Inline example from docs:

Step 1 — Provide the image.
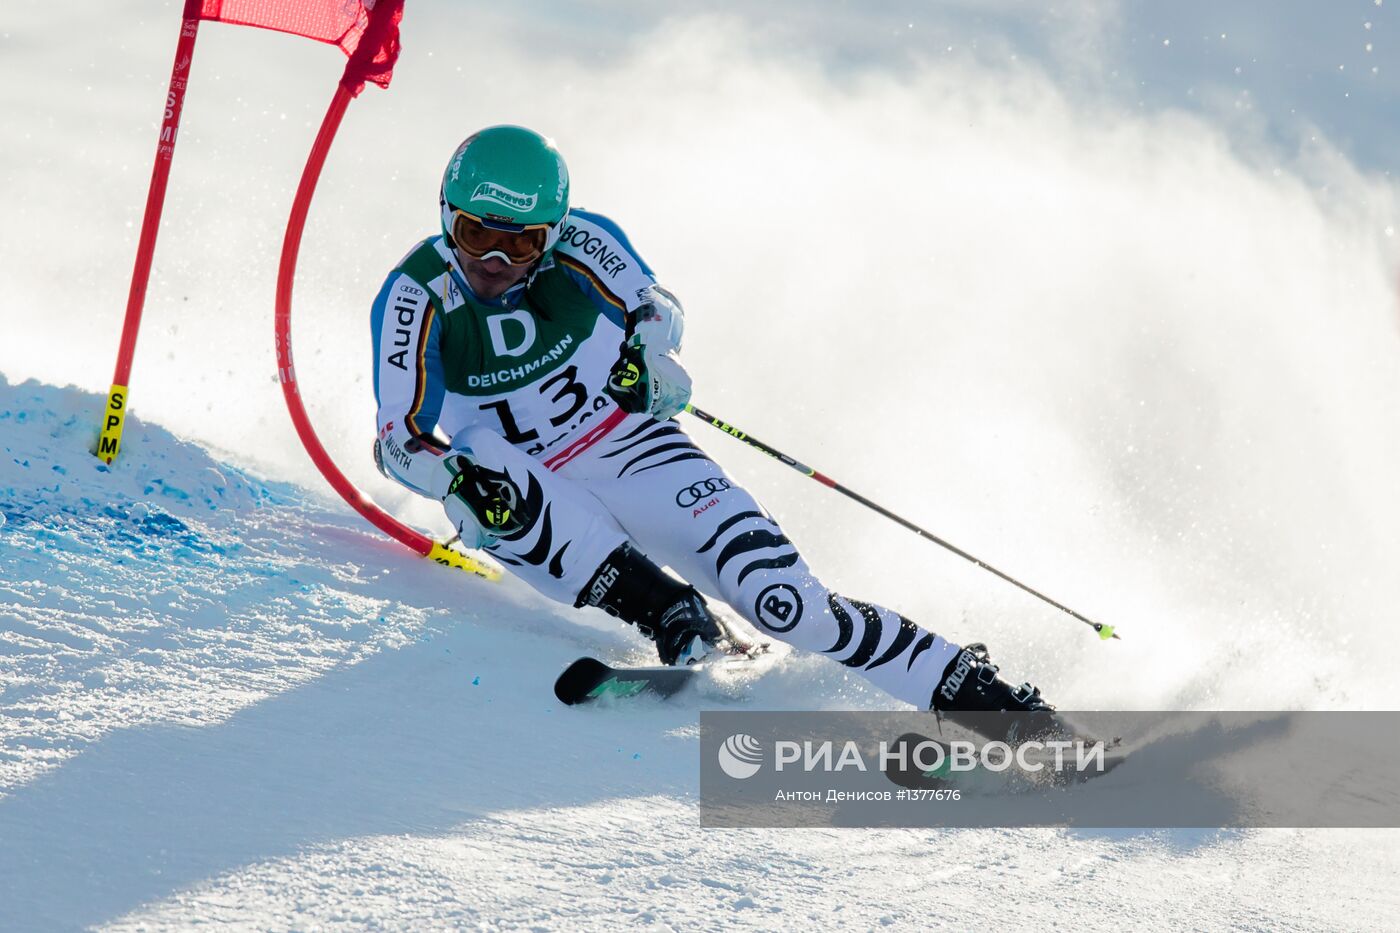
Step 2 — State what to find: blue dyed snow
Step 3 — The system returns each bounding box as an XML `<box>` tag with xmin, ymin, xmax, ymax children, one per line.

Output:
<box><xmin>0</xmin><ymin>379</ymin><xmax>325</xmax><ymax>572</ymax></box>
<box><xmin>149</xmin><ymin>478</ymin><xmax>191</xmax><ymax>501</ymax></box>
<box><xmin>24</xmin><ymin>503</ymin><xmax>225</xmax><ymax>561</ymax></box>
<box><xmin>471</xmin><ymin>676</ymin><xmax>480</xmax><ymax>686</ymax></box>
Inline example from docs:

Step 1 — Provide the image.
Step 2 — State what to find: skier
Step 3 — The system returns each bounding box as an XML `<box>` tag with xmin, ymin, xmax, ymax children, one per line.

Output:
<box><xmin>371</xmin><ymin>124</ymin><xmax>1056</xmax><ymax>722</ymax></box>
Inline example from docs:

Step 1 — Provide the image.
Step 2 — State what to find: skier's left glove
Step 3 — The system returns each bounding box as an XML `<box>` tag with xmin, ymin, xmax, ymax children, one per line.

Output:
<box><xmin>605</xmin><ymin>287</ymin><xmax>693</xmax><ymax>421</ymax></box>
<box><xmin>436</xmin><ymin>451</ymin><xmax>529</xmax><ymax>550</ymax></box>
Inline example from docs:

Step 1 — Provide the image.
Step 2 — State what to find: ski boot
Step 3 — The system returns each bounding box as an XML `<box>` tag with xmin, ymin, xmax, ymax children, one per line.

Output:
<box><xmin>577</xmin><ymin>543</ymin><xmax>754</xmax><ymax>665</ymax></box>
<box><xmin>930</xmin><ymin>642</ymin><xmax>1075</xmax><ymax>745</ymax></box>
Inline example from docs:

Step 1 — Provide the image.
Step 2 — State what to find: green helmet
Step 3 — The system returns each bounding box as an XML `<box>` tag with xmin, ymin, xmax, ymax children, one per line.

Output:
<box><xmin>439</xmin><ymin>125</ymin><xmax>570</xmax><ymax>256</ymax></box>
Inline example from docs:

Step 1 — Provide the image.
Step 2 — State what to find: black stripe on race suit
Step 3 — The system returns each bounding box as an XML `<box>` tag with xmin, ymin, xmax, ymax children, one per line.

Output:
<box><xmin>610</xmin><ymin>417</ymin><xmax>669</xmax><ymax>445</ymax></box>
<box><xmin>600</xmin><ymin>423</ymin><xmax>682</xmax><ymax>459</ymax></box>
<box><xmin>842</xmin><ymin>599</ymin><xmax>884</xmax><ymax>668</ymax></box>
<box><xmin>826</xmin><ymin>594</ymin><xmax>855</xmax><ymax>655</ymax></box>
<box><xmin>515</xmin><ymin>506</ymin><xmax>571</xmax><ymax>578</ymax></box>
<box><xmin>614</xmin><ymin>440</ymin><xmax>703</xmax><ymax>478</ymax></box>
<box><xmin>714</xmin><ymin>529</ymin><xmax>794</xmax><ymax>579</ymax></box>
<box><xmin>824</xmin><ymin>596</ymin><xmax>921</xmax><ymax>671</ymax></box>
<box><xmin>697</xmin><ymin>511</ymin><xmax>769</xmax><ymax>554</ymax></box>
<box><xmin>548</xmin><ymin>541</ymin><xmax>569</xmax><ymax>579</ymax></box>
<box><xmin>865</xmin><ymin>615</ymin><xmax>921</xmax><ymax>671</ymax></box>
<box><xmin>736</xmin><ymin>552</ymin><xmax>801</xmax><ymax>588</ymax></box>
<box><xmin>632</xmin><ymin>451</ymin><xmax>711</xmax><ymax>476</ymax></box>
<box><xmin>905</xmin><ymin>632</ymin><xmax>937</xmax><ymax>671</ymax></box>
<box><xmin>517</xmin><ymin>503</ymin><xmax>556</xmax><ymax>567</ymax></box>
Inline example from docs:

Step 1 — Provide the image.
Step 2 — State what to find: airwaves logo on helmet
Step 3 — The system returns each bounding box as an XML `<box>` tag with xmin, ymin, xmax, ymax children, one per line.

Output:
<box><xmin>471</xmin><ymin>182</ymin><xmax>537</xmax><ymax>212</ymax></box>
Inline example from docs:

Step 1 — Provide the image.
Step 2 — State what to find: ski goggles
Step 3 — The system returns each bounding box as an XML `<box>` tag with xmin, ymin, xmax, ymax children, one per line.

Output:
<box><xmin>449</xmin><ymin>209</ymin><xmax>551</xmax><ymax>266</ymax></box>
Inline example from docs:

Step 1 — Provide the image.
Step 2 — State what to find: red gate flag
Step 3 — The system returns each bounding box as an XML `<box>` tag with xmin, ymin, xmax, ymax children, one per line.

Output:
<box><xmin>93</xmin><ymin>0</ymin><xmax>472</xmax><ymax>582</ymax></box>
<box><xmin>97</xmin><ymin>0</ymin><xmax>404</xmax><ymax>465</ymax></box>
<box><xmin>198</xmin><ymin>0</ymin><xmax>403</xmax><ymax>94</ymax></box>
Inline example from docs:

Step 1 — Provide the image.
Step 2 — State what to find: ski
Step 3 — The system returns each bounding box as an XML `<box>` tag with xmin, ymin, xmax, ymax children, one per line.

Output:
<box><xmin>884</xmin><ymin>731</ymin><xmax>1130</xmax><ymax>792</ymax></box>
<box><xmin>553</xmin><ymin>649</ymin><xmax>773</xmax><ymax>706</ymax></box>
<box><xmin>553</xmin><ymin>657</ymin><xmax>700</xmax><ymax>705</ymax></box>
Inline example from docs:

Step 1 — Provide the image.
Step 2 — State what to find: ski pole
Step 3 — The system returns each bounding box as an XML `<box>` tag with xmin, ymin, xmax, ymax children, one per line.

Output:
<box><xmin>684</xmin><ymin>403</ymin><xmax>1119</xmax><ymax>641</ymax></box>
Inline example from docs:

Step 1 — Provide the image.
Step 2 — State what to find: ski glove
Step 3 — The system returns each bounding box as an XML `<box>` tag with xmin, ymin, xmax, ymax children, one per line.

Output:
<box><xmin>605</xmin><ymin>287</ymin><xmax>693</xmax><ymax>421</ymax></box>
<box><xmin>437</xmin><ymin>451</ymin><xmax>529</xmax><ymax>550</ymax></box>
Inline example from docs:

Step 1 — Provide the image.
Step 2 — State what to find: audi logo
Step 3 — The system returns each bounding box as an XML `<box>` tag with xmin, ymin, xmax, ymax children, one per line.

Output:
<box><xmin>675</xmin><ymin>478</ymin><xmax>732</xmax><ymax>507</ymax></box>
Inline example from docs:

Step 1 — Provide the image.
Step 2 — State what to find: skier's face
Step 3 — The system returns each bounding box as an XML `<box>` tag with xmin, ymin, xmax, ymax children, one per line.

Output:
<box><xmin>449</xmin><ymin>210</ymin><xmax>546</xmax><ymax>299</ymax></box>
<box><xmin>459</xmin><ymin>251</ymin><xmax>533</xmax><ymax>300</ymax></box>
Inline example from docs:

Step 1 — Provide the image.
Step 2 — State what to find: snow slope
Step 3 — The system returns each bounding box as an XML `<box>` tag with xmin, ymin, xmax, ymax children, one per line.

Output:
<box><xmin>5</xmin><ymin>0</ymin><xmax>1400</xmax><ymax>927</ymax></box>
<box><xmin>3</xmin><ymin>378</ymin><xmax>1399</xmax><ymax>930</ymax></box>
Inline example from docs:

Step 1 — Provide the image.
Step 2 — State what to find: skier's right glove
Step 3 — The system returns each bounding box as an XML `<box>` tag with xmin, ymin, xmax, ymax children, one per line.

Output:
<box><xmin>436</xmin><ymin>451</ymin><xmax>529</xmax><ymax>549</ymax></box>
<box><xmin>605</xmin><ymin>287</ymin><xmax>693</xmax><ymax>421</ymax></box>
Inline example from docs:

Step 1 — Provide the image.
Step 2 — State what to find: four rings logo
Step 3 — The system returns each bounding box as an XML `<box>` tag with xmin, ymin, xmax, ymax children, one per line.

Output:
<box><xmin>675</xmin><ymin>478</ymin><xmax>732</xmax><ymax>509</ymax></box>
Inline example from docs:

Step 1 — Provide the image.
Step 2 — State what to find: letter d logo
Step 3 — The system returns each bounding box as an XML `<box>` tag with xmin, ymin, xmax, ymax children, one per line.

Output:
<box><xmin>486</xmin><ymin>310</ymin><xmax>537</xmax><ymax>359</ymax></box>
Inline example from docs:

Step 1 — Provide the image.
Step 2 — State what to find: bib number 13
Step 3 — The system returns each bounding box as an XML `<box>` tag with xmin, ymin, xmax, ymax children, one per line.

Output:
<box><xmin>478</xmin><ymin>365</ymin><xmax>589</xmax><ymax>445</ymax></box>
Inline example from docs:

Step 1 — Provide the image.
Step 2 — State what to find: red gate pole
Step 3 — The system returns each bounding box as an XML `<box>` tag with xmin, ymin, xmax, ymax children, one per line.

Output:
<box><xmin>273</xmin><ymin>1</ymin><xmax>497</xmax><ymax>580</ymax></box>
<box><xmin>96</xmin><ymin>0</ymin><xmax>203</xmax><ymax>464</ymax></box>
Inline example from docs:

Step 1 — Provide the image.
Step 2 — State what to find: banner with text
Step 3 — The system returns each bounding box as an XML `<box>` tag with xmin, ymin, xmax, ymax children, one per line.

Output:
<box><xmin>699</xmin><ymin>711</ymin><xmax>1400</xmax><ymax>828</ymax></box>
